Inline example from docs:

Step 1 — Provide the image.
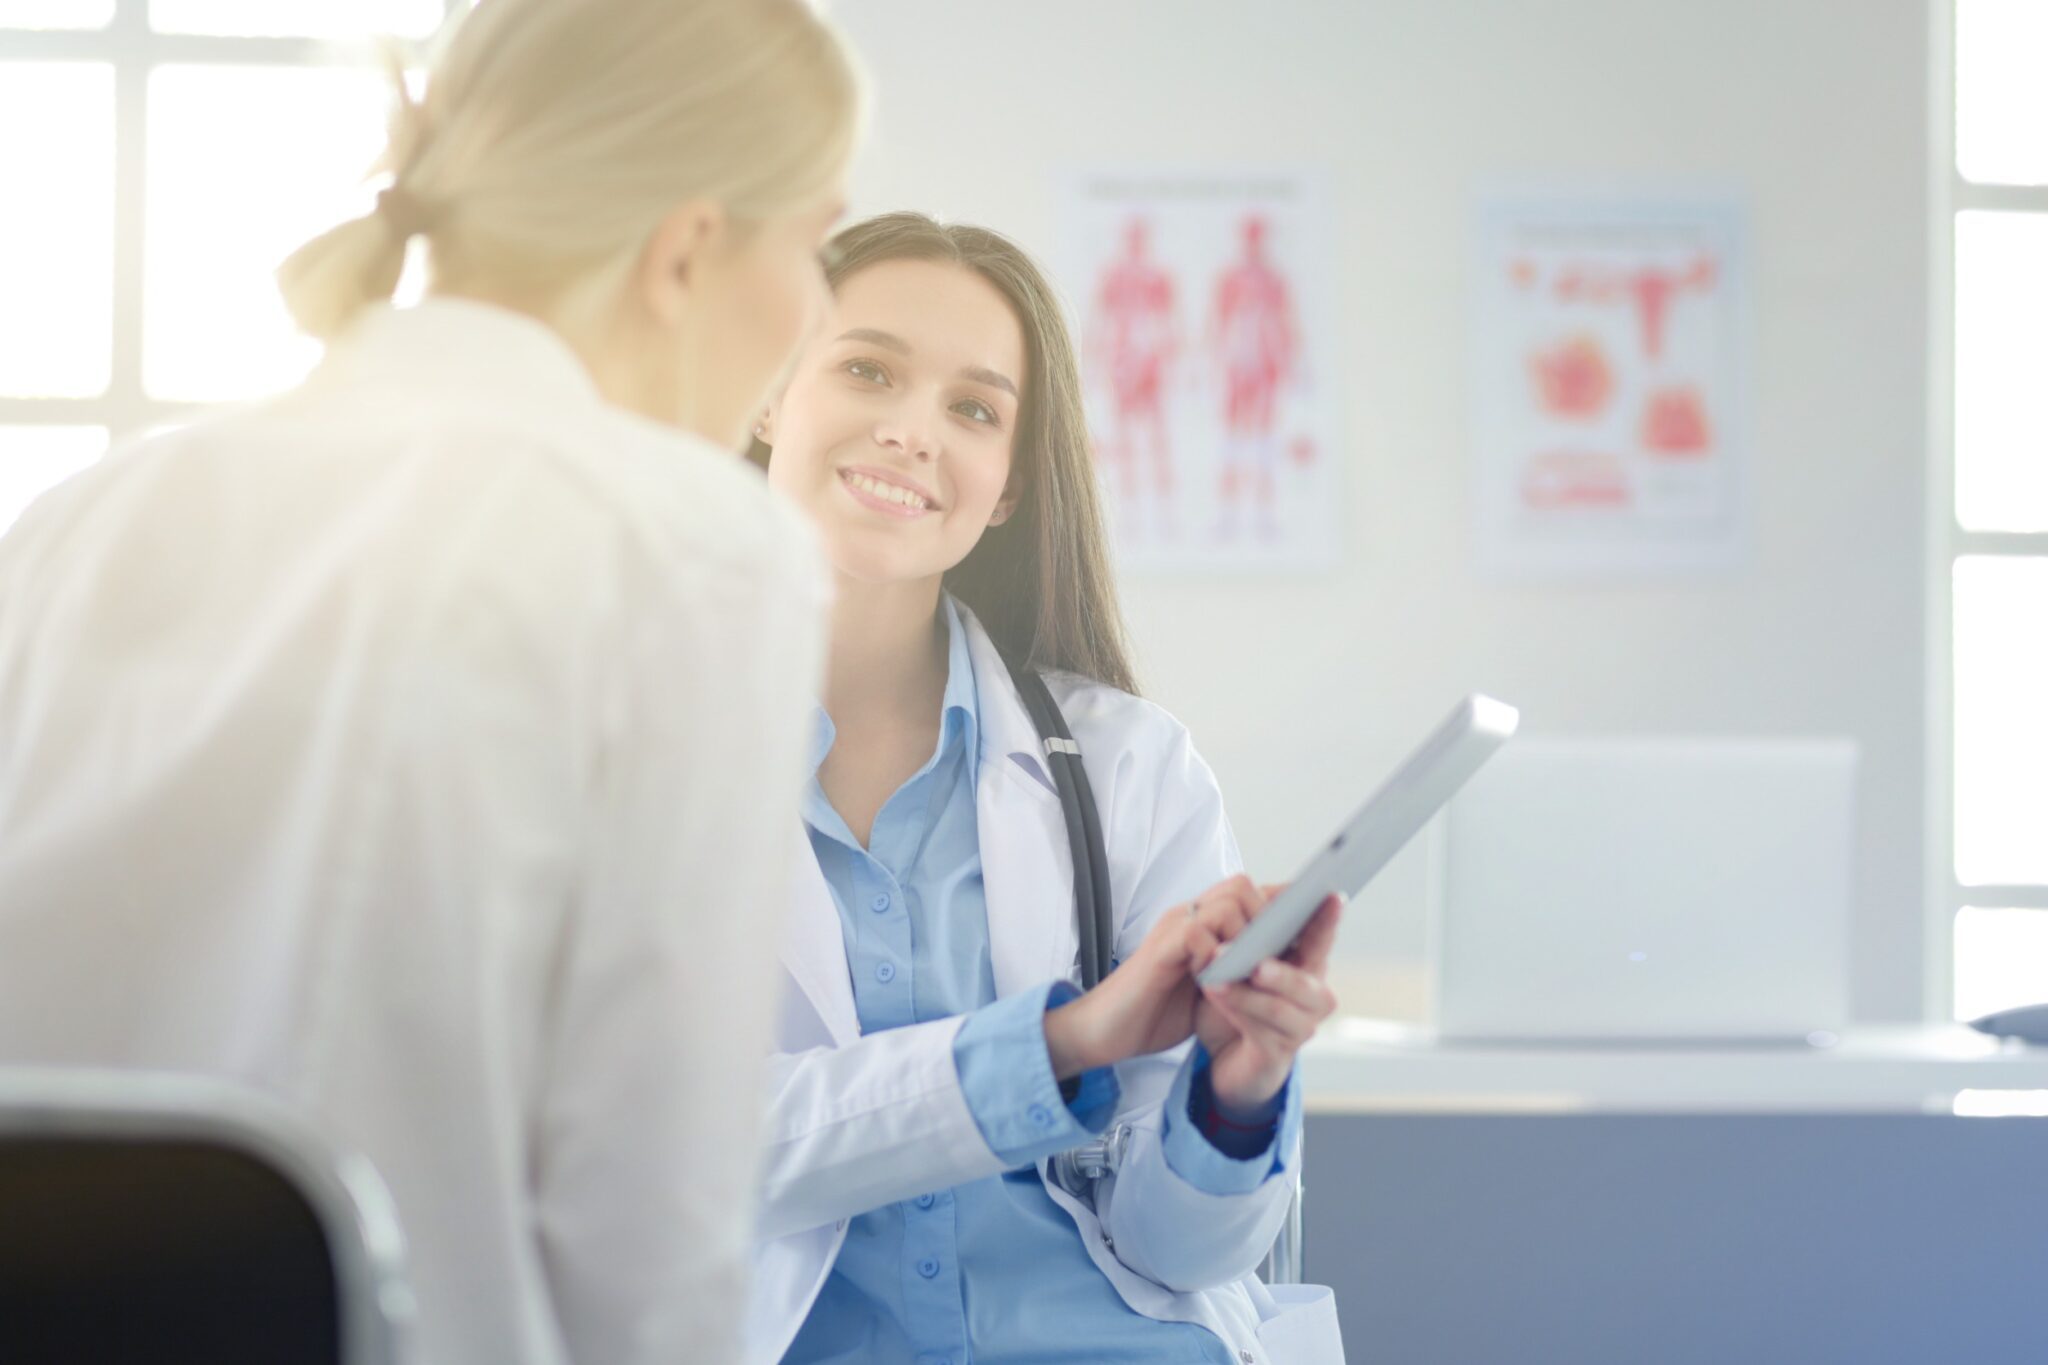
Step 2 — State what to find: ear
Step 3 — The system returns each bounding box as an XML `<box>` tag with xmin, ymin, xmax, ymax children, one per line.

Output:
<box><xmin>636</xmin><ymin>199</ymin><xmax>726</xmax><ymax>329</ymax></box>
<box><xmin>752</xmin><ymin>376</ymin><xmax>798</xmax><ymax>447</ymax></box>
<box><xmin>987</xmin><ymin>464</ymin><xmax>1026</xmax><ymax>526</ymax></box>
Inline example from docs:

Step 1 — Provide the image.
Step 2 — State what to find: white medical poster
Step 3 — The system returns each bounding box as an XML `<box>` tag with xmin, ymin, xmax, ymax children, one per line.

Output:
<box><xmin>1059</xmin><ymin>170</ymin><xmax>1341</xmax><ymax>571</ymax></box>
<box><xmin>1473</xmin><ymin>194</ymin><xmax>1747</xmax><ymax>578</ymax></box>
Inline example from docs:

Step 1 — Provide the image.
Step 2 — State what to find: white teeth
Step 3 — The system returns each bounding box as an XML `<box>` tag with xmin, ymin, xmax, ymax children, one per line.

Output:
<box><xmin>845</xmin><ymin>472</ymin><xmax>930</xmax><ymax>510</ymax></box>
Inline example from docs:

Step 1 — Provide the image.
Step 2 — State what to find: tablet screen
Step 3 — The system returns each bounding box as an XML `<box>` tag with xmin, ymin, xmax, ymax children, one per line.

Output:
<box><xmin>1196</xmin><ymin>694</ymin><xmax>1518</xmax><ymax>987</ymax></box>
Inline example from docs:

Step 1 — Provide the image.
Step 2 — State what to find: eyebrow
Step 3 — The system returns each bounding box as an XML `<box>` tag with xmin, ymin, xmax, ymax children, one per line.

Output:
<box><xmin>835</xmin><ymin>328</ymin><xmax>1019</xmax><ymax>399</ymax></box>
<box><xmin>960</xmin><ymin>364</ymin><xmax>1019</xmax><ymax>399</ymax></box>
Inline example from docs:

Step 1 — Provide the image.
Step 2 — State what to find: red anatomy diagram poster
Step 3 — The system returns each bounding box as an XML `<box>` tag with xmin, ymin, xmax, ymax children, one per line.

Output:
<box><xmin>1060</xmin><ymin>171</ymin><xmax>1340</xmax><ymax>570</ymax></box>
<box><xmin>1474</xmin><ymin>196</ymin><xmax>1747</xmax><ymax>577</ymax></box>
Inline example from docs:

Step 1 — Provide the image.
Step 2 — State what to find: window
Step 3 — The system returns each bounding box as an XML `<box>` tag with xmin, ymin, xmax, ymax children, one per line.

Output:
<box><xmin>0</xmin><ymin>426</ymin><xmax>108</xmax><ymax>535</ymax></box>
<box><xmin>0</xmin><ymin>0</ymin><xmax>461</xmax><ymax>517</ymax></box>
<box><xmin>1934</xmin><ymin>0</ymin><xmax>2048</xmax><ymax>1022</ymax></box>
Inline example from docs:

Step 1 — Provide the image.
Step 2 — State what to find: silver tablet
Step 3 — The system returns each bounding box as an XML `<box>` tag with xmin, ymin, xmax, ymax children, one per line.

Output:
<box><xmin>1196</xmin><ymin>694</ymin><xmax>1520</xmax><ymax>987</ymax></box>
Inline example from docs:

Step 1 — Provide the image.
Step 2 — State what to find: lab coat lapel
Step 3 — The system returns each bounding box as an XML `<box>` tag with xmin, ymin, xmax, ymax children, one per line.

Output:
<box><xmin>777</xmin><ymin>605</ymin><xmax>1086</xmax><ymax>1044</ymax></box>
<box><xmin>778</xmin><ymin>827</ymin><xmax>862</xmax><ymax>1046</ymax></box>
<box><xmin>961</xmin><ymin>609</ymin><xmax>1083</xmax><ymax>1000</ymax></box>
<box><xmin>978</xmin><ymin>766</ymin><xmax>1079</xmax><ymax>1000</ymax></box>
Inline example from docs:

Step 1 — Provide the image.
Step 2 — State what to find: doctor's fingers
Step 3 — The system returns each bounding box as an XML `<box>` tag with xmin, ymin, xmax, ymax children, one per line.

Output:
<box><xmin>1212</xmin><ymin>981</ymin><xmax>1323</xmax><ymax>1051</ymax></box>
<box><xmin>1251</xmin><ymin>957</ymin><xmax>1340</xmax><ymax>1022</ymax></box>
<box><xmin>1191</xmin><ymin>896</ymin><xmax>1251</xmax><ymax>951</ymax></box>
<box><xmin>1205</xmin><ymin>986</ymin><xmax>1315</xmax><ymax>1064</ymax></box>
<box><xmin>1191</xmin><ymin>875</ymin><xmax>1264</xmax><ymax>941</ymax></box>
<box><xmin>1281</xmin><ymin>895</ymin><xmax>1346</xmax><ymax>977</ymax></box>
<box><xmin>1208</xmin><ymin>872</ymin><xmax>1266</xmax><ymax>915</ymax></box>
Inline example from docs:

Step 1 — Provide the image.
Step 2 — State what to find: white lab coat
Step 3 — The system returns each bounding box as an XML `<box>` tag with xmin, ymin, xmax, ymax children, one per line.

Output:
<box><xmin>0</xmin><ymin>299</ymin><xmax>829</xmax><ymax>1365</ymax></box>
<box><xmin>748</xmin><ymin>606</ymin><xmax>1344</xmax><ymax>1364</ymax></box>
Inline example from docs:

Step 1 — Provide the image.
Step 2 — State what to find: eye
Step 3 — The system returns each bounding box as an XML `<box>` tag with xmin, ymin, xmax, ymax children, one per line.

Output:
<box><xmin>843</xmin><ymin>358</ymin><xmax>889</xmax><ymax>386</ymax></box>
<box><xmin>953</xmin><ymin>397</ymin><xmax>1000</xmax><ymax>427</ymax></box>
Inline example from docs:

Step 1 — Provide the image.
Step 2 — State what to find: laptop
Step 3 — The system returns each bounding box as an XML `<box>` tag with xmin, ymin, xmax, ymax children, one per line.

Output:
<box><xmin>1430</xmin><ymin>737</ymin><xmax>1856</xmax><ymax>1043</ymax></box>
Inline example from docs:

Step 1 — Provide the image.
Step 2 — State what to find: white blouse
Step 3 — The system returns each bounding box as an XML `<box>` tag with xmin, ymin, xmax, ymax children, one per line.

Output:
<box><xmin>0</xmin><ymin>298</ymin><xmax>828</xmax><ymax>1365</ymax></box>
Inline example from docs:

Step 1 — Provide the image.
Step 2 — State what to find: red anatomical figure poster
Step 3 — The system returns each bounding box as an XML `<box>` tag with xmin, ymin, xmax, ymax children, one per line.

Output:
<box><xmin>1062</xmin><ymin>171</ymin><xmax>1339</xmax><ymax>571</ymax></box>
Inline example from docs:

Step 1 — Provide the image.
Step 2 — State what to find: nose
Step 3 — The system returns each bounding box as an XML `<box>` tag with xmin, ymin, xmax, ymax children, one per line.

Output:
<box><xmin>873</xmin><ymin>402</ymin><xmax>938</xmax><ymax>464</ymax></box>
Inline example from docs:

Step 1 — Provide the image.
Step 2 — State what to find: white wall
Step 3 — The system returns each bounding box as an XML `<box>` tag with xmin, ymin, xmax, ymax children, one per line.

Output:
<box><xmin>834</xmin><ymin>0</ymin><xmax>1933</xmax><ymax>1021</ymax></box>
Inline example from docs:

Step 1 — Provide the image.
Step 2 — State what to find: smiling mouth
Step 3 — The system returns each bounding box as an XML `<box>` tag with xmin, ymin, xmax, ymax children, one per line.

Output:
<box><xmin>839</xmin><ymin>468</ymin><xmax>937</xmax><ymax>513</ymax></box>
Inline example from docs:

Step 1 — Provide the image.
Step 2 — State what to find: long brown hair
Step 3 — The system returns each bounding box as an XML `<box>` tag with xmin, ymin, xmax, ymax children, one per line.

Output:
<box><xmin>751</xmin><ymin>212</ymin><xmax>1139</xmax><ymax>695</ymax></box>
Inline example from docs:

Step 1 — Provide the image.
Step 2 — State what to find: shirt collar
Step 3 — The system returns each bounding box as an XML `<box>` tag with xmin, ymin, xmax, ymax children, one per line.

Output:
<box><xmin>952</xmin><ymin>598</ymin><xmax>1058</xmax><ymax>791</ymax></box>
<box><xmin>305</xmin><ymin>296</ymin><xmax>605</xmax><ymax>410</ymax></box>
<box><xmin>807</xmin><ymin>594</ymin><xmax>982</xmax><ymax>784</ymax></box>
<box><xmin>938</xmin><ymin>593</ymin><xmax>981</xmax><ymax>783</ymax></box>
<box><xmin>807</xmin><ymin>708</ymin><xmax>838</xmax><ymax>776</ymax></box>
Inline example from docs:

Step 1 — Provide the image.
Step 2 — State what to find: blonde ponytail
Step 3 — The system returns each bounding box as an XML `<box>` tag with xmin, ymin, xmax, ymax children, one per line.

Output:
<box><xmin>276</xmin><ymin>207</ymin><xmax>408</xmax><ymax>342</ymax></box>
<box><xmin>276</xmin><ymin>0</ymin><xmax>862</xmax><ymax>341</ymax></box>
<box><xmin>276</xmin><ymin>47</ymin><xmax>435</xmax><ymax>342</ymax></box>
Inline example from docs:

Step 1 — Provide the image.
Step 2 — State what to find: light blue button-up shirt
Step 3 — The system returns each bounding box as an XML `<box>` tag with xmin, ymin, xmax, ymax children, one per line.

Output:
<box><xmin>784</xmin><ymin>597</ymin><xmax>1300</xmax><ymax>1365</ymax></box>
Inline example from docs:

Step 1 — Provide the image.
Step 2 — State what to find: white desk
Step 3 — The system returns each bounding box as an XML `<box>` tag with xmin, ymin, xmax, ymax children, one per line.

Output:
<box><xmin>1300</xmin><ymin>1018</ymin><xmax>2048</xmax><ymax>1113</ymax></box>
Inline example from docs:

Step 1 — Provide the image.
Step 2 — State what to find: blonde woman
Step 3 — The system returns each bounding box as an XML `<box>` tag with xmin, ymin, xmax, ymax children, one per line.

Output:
<box><xmin>746</xmin><ymin>215</ymin><xmax>1346</xmax><ymax>1363</ymax></box>
<box><xmin>0</xmin><ymin>3</ymin><xmax>860</xmax><ymax>1362</ymax></box>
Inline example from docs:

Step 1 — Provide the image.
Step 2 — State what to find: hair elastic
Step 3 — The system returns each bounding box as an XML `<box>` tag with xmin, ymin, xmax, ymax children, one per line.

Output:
<box><xmin>376</xmin><ymin>184</ymin><xmax>434</xmax><ymax>239</ymax></box>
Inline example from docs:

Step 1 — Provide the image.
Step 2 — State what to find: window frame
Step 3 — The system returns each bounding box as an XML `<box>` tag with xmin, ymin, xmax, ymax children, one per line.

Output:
<box><xmin>1925</xmin><ymin>0</ymin><xmax>2048</xmax><ymax>1023</ymax></box>
<box><xmin>0</xmin><ymin>0</ymin><xmax>461</xmax><ymax>437</ymax></box>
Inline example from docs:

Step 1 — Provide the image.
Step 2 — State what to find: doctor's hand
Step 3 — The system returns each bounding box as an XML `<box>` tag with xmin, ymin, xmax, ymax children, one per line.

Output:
<box><xmin>1044</xmin><ymin>875</ymin><xmax>1271</xmax><ymax>1081</ymax></box>
<box><xmin>1194</xmin><ymin>888</ymin><xmax>1343</xmax><ymax>1115</ymax></box>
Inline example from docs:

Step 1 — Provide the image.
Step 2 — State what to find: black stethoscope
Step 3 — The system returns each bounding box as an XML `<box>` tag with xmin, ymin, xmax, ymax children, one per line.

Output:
<box><xmin>1006</xmin><ymin>656</ymin><xmax>1302</xmax><ymax>1276</ymax></box>
<box><xmin>1003</xmin><ymin>657</ymin><xmax>1115</xmax><ymax>993</ymax></box>
<box><xmin>1002</xmin><ymin>656</ymin><xmax>1132</xmax><ymax>1192</ymax></box>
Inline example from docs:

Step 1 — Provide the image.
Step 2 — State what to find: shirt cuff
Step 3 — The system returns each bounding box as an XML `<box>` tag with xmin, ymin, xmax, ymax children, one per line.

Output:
<box><xmin>953</xmin><ymin>980</ymin><xmax>1120</xmax><ymax>1168</ymax></box>
<box><xmin>1159</xmin><ymin>1042</ymin><xmax>1302</xmax><ymax>1196</ymax></box>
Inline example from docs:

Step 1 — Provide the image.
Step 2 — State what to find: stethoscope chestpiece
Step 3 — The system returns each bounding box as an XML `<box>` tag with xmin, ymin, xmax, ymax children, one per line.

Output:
<box><xmin>1051</xmin><ymin>1121</ymin><xmax>1132</xmax><ymax>1197</ymax></box>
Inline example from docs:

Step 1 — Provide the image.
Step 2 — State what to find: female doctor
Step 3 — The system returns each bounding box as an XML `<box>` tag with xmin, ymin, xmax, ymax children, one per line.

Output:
<box><xmin>746</xmin><ymin>213</ymin><xmax>1347</xmax><ymax>1364</ymax></box>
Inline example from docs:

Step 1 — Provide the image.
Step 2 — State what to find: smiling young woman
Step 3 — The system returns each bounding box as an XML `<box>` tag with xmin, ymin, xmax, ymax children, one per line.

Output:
<box><xmin>742</xmin><ymin>213</ymin><xmax>1346</xmax><ymax>1365</ymax></box>
<box><xmin>755</xmin><ymin>213</ymin><xmax>1135</xmax><ymax>695</ymax></box>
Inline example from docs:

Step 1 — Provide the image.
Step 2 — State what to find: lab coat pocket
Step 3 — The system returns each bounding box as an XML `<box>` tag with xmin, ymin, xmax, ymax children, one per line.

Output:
<box><xmin>1253</xmin><ymin>1283</ymin><xmax>1345</xmax><ymax>1364</ymax></box>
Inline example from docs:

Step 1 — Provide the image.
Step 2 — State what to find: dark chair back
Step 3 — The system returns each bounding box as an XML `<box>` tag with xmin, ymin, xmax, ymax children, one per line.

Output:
<box><xmin>0</xmin><ymin>1070</ymin><xmax>410</xmax><ymax>1365</ymax></box>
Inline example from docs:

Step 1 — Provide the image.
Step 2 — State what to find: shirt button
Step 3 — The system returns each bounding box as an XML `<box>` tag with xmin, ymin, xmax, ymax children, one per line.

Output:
<box><xmin>1028</xmin><ymin>1103</ymin><xmax>1053</xmax><ymax>1127</ymax></box>
<box><xmin>875</xmin><ymin>962</ymin><xmax>897</xmax><ymax>984</ymax></box>
<box><xmin>915</xmin><ymin>1193</ymin><xmax>936</xmax><ymax>1210</ymax></box>
<box><xmin>916</xmin><ymin>1257</ymin><xmax>941</xmax><ymax>1279</ymax></box>
<box><xmin>870</xmin><ymin>893</ymin><xmax>891</xmax><ymax>913</ymax></box>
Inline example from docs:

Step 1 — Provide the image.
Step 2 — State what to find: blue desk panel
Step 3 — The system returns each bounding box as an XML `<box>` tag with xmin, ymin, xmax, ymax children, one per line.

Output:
<box><xmin>1303</xmin><ymin>1112</ymin><xmax>2048</xmax><ymax>1364</ymax></box>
